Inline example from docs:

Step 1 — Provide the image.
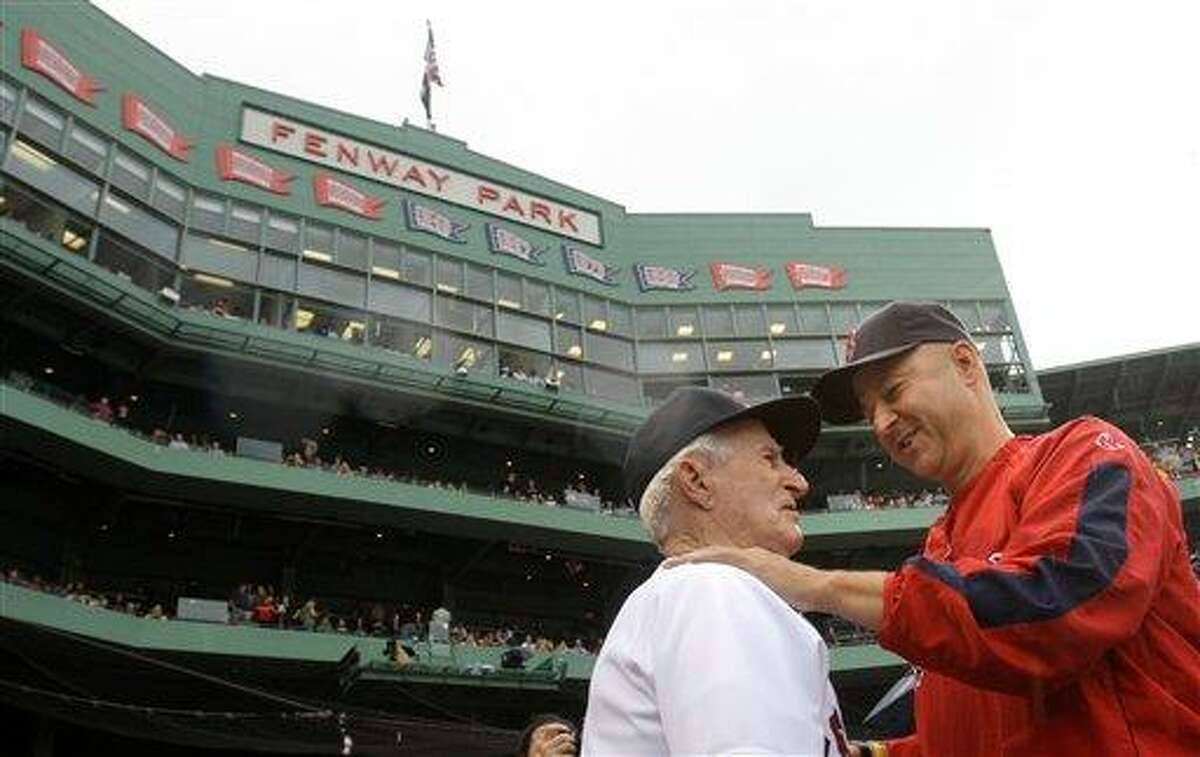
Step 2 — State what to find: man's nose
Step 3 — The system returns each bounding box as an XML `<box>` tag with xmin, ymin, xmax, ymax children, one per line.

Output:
<box><xmin>785</xmin><ymin>469</ymin><xmax>810</xmax><ymax>499</ymax></box>
<box><xmin>870</xmin><ymin>402</ymin><xmax>898</xmax><ymax>438</ymax></box>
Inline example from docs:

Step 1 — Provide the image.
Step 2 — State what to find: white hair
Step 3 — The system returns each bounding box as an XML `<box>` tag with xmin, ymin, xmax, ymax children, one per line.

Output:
<box><xmin>638</xmin><ymin>429</ymin><xmax>734</xmax><ymax>546</ymax></box>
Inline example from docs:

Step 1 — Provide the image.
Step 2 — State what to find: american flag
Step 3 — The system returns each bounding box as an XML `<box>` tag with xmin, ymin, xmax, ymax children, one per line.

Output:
<box><xmin>420</xmin><ymin>21</ymin><xmax>444</xmax><ymax>127</ymax></box>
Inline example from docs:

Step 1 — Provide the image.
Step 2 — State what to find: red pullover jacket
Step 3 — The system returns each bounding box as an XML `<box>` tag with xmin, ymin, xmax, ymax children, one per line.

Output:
<box><xmin>878</xmin><ymin>417</ymin><xmax>1200</xmax><ymax>756</ymax></box>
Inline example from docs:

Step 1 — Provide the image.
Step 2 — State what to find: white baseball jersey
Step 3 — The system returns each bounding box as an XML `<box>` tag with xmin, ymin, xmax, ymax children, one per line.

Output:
<box><xmin>582</xmin><ymin>562</ymin><xmax>850</xmax><ymax>756</ymax></box>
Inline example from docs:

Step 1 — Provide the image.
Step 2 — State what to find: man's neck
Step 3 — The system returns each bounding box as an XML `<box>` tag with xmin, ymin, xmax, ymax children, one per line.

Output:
<box><xmin>660</xmin><ymin>533</ymin><xmax>711</xmax><ymax>558</ymax></box>
<box><xmin>946</xmin><ymin>415</ymin><xmax>1015</xmax><ymax>495</ymax></box>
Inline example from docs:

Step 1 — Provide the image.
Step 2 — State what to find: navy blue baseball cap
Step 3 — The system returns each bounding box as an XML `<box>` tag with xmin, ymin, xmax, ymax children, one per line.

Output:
<box><xmin>813</xmin><ymin>301</ymin><xmax>971</xmax><ymax>424</ymax></box>
<box><xmin>622</xmin><ymin>387</ymin><xmax>821</xmax><ymax>509</ymax></box>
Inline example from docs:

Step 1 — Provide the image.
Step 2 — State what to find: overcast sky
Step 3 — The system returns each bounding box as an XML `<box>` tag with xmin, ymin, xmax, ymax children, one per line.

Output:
<box><xmin>91</xmin><ymin>0</ymin><xmax>1196</xmax><ymax>369</ymax></box>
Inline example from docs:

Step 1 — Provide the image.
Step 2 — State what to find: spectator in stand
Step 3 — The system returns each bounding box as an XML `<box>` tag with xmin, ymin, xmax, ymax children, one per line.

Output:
<box><xmin>252</xmin><ymin>594</ymin><xmax>279</xmax><ymax>626</ymax></box>
<box><xmin>168</xmin><ymin>433</ymin><xmax>189</xmax><ymax>450</ymax></box>
<box><xmin>89</xmin><ymin>396</ymin><xmax>114</xmax><ymax>423</ymax></box>
<box><xmin>517</xmin><ymin>714</ymin><xmax>577</xmax><ymax>757</ymax></box>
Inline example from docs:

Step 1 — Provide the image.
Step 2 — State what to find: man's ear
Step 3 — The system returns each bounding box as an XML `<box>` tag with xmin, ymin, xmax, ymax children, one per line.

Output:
<box><xmin>950</xmin><ymin>340</ymin><xmax>982</xmax><ymax>385</ymax></box>
<box><xmin>675</xmin><ymin>456</ymin><xmax>714</xmax><ymax>510</ymax></box>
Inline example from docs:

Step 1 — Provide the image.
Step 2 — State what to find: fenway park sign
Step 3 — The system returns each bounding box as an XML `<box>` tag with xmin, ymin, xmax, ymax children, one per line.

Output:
<box><xmin>240</xmin><ymin>106</ymin><xmax>602</xmax><ymax>246</ymax></box>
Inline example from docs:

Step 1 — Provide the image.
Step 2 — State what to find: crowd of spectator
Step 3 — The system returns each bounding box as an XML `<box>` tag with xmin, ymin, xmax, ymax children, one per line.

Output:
<box><xmin>1144</xmin><ymin>435</ymin><xmax>1199</xmax><ymax>481</ymax></box>
<box><xmin>826</xmin><ymin>489</ymin><xmax>949</xmax><ymax>513</ymax></box>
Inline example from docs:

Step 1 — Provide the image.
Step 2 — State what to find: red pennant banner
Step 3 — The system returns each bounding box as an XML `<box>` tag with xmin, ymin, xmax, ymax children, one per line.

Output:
<box><xmin>122</xmin><ymin>94</ymin><xmax>192</xmax><ymax>161</ymax></box>
<box><xmin>21</xmin><ymin>28</ymin><xmax>103</xmax><ymax>105</ymax></box>
<box><xmin>215</xmin><ymin>144</ymin><xmax>293</xmax><ymax>195</ymax></box>
<box><xmin>785</xmin><ymin>262</ymin><xmax>847</xmax><ymax>290</ymax></box>
<box><xmin>710</xmin><ymin>261</ymin><xmax>773</xmax><ymax>291</ymax></box>
<box><xmin>313</xmin><ymin>173</ymin><xmax>385</xmax><ymax>219</ymax></box>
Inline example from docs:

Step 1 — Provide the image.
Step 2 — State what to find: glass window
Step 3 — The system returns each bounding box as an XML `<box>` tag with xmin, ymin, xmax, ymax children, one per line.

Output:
<box><xmin>265</xmin><ymin>213</ymin><xmax>300</xmax><ymax>254</ymax></box>
<box><xmin>181</xmin><ymin>233</ymin><xmax>256</xmax><ymax>282</ymax></box>
<box><xmin>436</xmin><ymin>255</ymin><xmax>464</xmax><ymax>294</ymax></box>
<box><xmin>4</xmin><ymin>140</ymin><xmax>100</xmax><ymax>216</ymax></box>
<box><xmin>294</xmin><ymin>299</ymin><xmax>367</xmax><ymax>344</ymax></box>
<box><xmin>635</xmin><ymin>306</ymin><xmax>667</xmax><ymax>338</ymax></box>
<box><xmin>585</xmin><ymin>331</ymin><xmax>634</xmax><ymax>371</ymax></box>
<box><xmin>257</xmin><ymin>290</ymin><xmax>294</xmax><ymax>329</ymax></box>
<box><xmin>711</xmin><ymin>374</ymin><xmax>781</xmax><ymax>404</ymax></box>
<box><xmin>976</xmin><ymin>334</ymin><xmax>1020</xmax><ymax>365</ymax></box>
<box><xmin>0</xmin><ymin>80</ymin><xmax>16</xmax><ymax>124</ymax></box>
<box><xmin>229</xmin><ymin>203</ymin><xmax>263</xmax><ymax>246</ymax></box>
<box><xmin>19</xmin><ymin>96</ymin><xmax>64</xmax><ymax>149</ymax></box>
<box><xmin>65</xmin><ymin>122</ymin><xmax>108</xmax><ymax>174</ymax></box>
<box><xmin>553</xmin><ymin>287</ymin><xmax>581</xmax><ymax>324</ymax></box>
<box><xmin>110</xmin><ymin>149</ymin><xmax>152</xmax><ymax>199</ymax></box>
<box><xmin>0</xmin><ymin>181</ymin><xmax>93</xmax><ymax>256</ymax></box>
<box><xmin>707</xmin><ymin>340</ymin><xmax>773</xmax><ymax>372</ymax></box>
<box><xmin>555</xmin><ymin>322</ymin><xmax>585</xmax><ymax>360</ymax></box>
<box><xmin>947</xmin><ymin>301</ymin><xmax>983</xmax><ymax>332</ymax></box>
<box><xmin>436</xmin><ymin>332</ymin><xmax>494</xmax><ymax>375</ymax></box>
<box><xmin>436</xmin><ymin>295</ymin><xmax>492</xmax><ymax>337</ymax></box>
<box><xmin>496</xmin><ymin>271</ymin><xmax>521</xmax><ymax>309</ymax></box>
<box><xmin>980</xmin><ymin>302</ymin><xmax>1010</xmax><ymax>332</ymax></box>
<box><xmin>93</xmin><ymin>232</ymin><xmax>177</xmax><ymax>294</ymax></box>
<box><xmin>583</xmin><ymin>295</ymin><xmax>607</xmax><ymax>332</ymax></box>
<box><xmin>499</xmin><ymin>347</ymin><xmax>553</xmax><ymax>386</ymax></box>
<box><xmin>798</xmin><ymin>304</ymin><xmax>831</xmax><ymax>333</ymax></box>
<box><xmin>830</xmin><ymin>303</ymin><xmax>859</xmax><ymax>334</ymax></box>
<box><xmin>369</xmin><ymin>280</ymin><xmax>431</xmax><ymax>322</ymax></box>
<box><xmin>302</xmin><ymin>222</ymin><xmax>334</xmax><ymax>261</ymax></box>
<box><xmin>297</xmin><ymin>263</ymin><xmax>366</xmax><ymax>309</ymax></box>
<box><xmin>766</xmin><ymin>304</ymin><xmax>799</xmax><ymax>337</ymax></box>
<box><xmin>371</xmin><ymin>314</ymin><xmax>431</xmax><ymax>360</ymax></box>
<box><xmin>550</xmin><ymin>360</ymin><xmax>583</xmax><ymax>393</ymax></box>
<box><xmin>608</xmin><ymin>301</ymin><xmax>632</xmax><ymax>336</ymax></box>
<box><xmin>152</xmin><ymin>173</ymin><xmax>186</xmax><ymax>220</ymax></box>
<box><xmin>336</xmin><ymin>229</ymin><xmax>368</xmax><ymax>270</ymax></box>
<box><xmin>100</xmin><ymin>190</ymin><xmax>178</xmax><ymax>260</ymax></box>
<box><xmin>585</xmin><ymin>366</ymin><xmax>640</xmax><ymax>403</ymax></box>
<box><xmin>702</xmin><ymin>305</ymin><xmax>734</xmax><ymax>338</ymax></box>
<box><xmin>669</xmin><ymin>306</ymin><xmax>701</xmax><ymax>338</ymax></box>
<box><xmin>496</xmin><ymin>310</ymin><xmax>550</xmax><ymax>351</ymax></box>
<box><xmin>772</xmin><ymin>339</ymin><xmax>838</xmax><ymax>369</ymax></box>
<box><xmin>465</xmin><ymin>263</ymin><xmax>494</xmax><ymax>301</ymax></box>
<box><xmin>636</xmin><ymin>341</ymin><xmax>703</xmax><ymax>374</ymax></box>
<box><xmin>644</xmin><ymin>377</ymin><xmax>707</xmax><ymax>405</ymax></box>
<box><xmin>258</xmin><ymin>252</ymin><xmax>296</xmax><ymax>291</ymax></box>
<box><xmin>179</xmin><ymin>271</ymin><xmax>254</xmax><ymax>319</ymax></box>
<box><xmin>190</xmin><ymin>193</ymin><xmax>226</xmax><ymax>235</ymax></box>
<box><xmin>525</xmin><ymin>279</ymin><xmax>550</xmax><ymax>317</ymax></box>
<box><xmin>735</xmin><ymin>305</ymin><xmax>767</xmax><ymax>337</ymax></box>
<box><xmin>402</xmin><ymin>247</ymin><xmax>432</xmax><ymax>286</ymax></box>
<box><xmin>371</xmin><ymin>239</ymin><xmax>403</xmax><ymax>280</ymax></box>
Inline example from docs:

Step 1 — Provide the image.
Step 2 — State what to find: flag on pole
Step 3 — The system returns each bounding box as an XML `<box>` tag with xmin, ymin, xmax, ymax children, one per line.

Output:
<box><xmin>419</xmin><ymin>21</ymin><xmax>443</xmax><ymax>129</ymax></box>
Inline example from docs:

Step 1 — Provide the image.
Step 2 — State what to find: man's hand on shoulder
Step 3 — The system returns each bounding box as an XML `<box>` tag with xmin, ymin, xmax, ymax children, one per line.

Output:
<box><xmin>664</xmin><ymin>546</ymin><xmax>830</xmax><ymax>612</ymax></box>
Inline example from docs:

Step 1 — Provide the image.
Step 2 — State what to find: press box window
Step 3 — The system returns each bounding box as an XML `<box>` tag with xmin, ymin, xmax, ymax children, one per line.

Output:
<box><xmin>228</xmin><ymin>204</ymin><xmax>263</xmax><ymax>246</ymax></box>
<box><xmin>65</xmin><ymin>122</ymin><xmax>108</xmax><ymax>174</ymax></box>
<box><xmin>152</xmin><ymin>173</ymin><xmax>186</xmax><ymax>220</ymax></box>
<box><xmin>265</xmin><ymin>214</ymin><xmax>300</xmax><ymax>254</ymax></box>
<box><xmin>0</xmin><ymin>80</ymin><xmax>16</xmax><ymax>124</ymax></box>
<box><xmin>190</xmin><ymin>193</ymin><xmax>226</xmax><ymax>235</ymax></box>
<box><xmin>19</xmin><ymin>96</ymin><xmax>64</xmax><ymax>150</ymax></box>
<box><xmin>110</xmin><ymin>149</ymin><xmax>152</xmax><ymax>200</ymax></box>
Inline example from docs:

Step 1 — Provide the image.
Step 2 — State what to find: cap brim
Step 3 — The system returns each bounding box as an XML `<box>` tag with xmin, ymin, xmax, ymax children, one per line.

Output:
<box><xmin>813</xmin><ymin>343</ymin><xmax>922</xmax><ymax>425</ymax></box>
<box><xmin>727</xmin><ymin>394</ymin><xmax>822</xmax><ymax>465</ymax></box>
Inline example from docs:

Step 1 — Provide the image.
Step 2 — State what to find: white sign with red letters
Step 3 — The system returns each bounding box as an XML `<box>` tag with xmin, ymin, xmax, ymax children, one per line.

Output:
<box><xmin>240</xmin><ymin>107</ymin><xmax>602</xmax><ymax>246</ymax></box>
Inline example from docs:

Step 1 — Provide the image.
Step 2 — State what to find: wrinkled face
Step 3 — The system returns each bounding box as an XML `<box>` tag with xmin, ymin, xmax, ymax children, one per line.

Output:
<box><xmin>703</xmin><ymin>419</ymin><xmax>810</xmax><ymax>556</ymax></box>
<box><xmin>852</xmin><ymin>343</ymin><xmax>973</xmax><ymax>485</ymax></box>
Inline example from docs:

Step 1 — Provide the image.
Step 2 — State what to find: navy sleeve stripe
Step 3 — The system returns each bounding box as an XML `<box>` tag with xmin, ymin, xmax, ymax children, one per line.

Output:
<box><xmin>910</xmin><ymin>462</ymin><xmax>1131</xmax><ymax>629</ymax></box>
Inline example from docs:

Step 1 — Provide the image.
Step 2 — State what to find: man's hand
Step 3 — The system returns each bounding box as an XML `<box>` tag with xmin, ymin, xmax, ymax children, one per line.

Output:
<box><xmin>664</xmin><ymin>547</ymin><xmax>889</xmax><ymax>629</ymax></box>
<box><xmin>663</xmin><ymin>546</ymin><xmax>831</xmax><ymax>612</ymax></box>
<box><xmin>527</xmin><ymin>722</ymin><xmax>577</xmax><ymax>757</ymax></box>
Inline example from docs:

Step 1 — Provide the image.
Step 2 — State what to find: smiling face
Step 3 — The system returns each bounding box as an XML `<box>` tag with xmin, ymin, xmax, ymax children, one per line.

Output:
<box><xmin>852</xmin><ymin>342</ymin><xmax>982</xmax><ymax>488</ymax></box>
<box><xmin>702</xmin><ymin>419</ymin><xmax>810</xmax><ymax>556</ymax></box>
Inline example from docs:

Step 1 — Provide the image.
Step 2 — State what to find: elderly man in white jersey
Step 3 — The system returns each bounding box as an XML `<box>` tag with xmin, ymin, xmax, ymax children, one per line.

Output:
<box><xmin>582</xmin><ymin>387</ymin><xmax>850</xmax><ymax>756</ymax></box>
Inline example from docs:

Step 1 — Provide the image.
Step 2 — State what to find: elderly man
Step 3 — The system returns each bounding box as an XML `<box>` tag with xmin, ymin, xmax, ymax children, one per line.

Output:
<box><xmin>582</xmin><ymin>387</ymin><xmax>850</xmax><ymax>756</ymax></box>
<box><xmin>671</xmin><ymin>302</ymin><xmax>1200</xmax><ymax>756</ymax></box>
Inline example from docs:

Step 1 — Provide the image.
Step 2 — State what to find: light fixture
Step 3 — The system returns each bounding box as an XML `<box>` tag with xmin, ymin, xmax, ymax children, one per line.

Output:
<box><xmin>769</xmin><ymin>322</ymin><xmax>787</xmax><ymax>335</ymax></box>
<box><xmin>371</xmin><ymin>265</ymin><xmax>401</xmax><ymax>280</ymax></box>
<box><xmin>760</xmin><ymin>349</ymin><xmax>775</xmax><ymax>361</ymax></box>
<box><xmin>302</xmin><ymin>249</ymin><xmax>332</xmax><ymax>263</ymax></box>
<box><xmin>676</xmin><ymin>324</ymin><xmax>694</xmax><ymax>337</ymax></box>
<box><xmin>413</xmin><ymin>336</ymin><xmax>433</xmax><ymax>359</ymax></box>
<box><xmin>12</xmin><ymin>140</ymin><xmax>57</xmax><ymax>171</ymax></box>
<box><xmin>206</xmin><ymin>238</ymin><xmax>248</xmax><ymax>252</ymax></box>
<box><xmin>103</xmin><ymin>195</ymin><xmax>132</xmax><ymax>214</ymax></box>
<box><xmin>194</xmin><ymin>273</ymin><xmax>234</xmax><ymax>288</ymax></box>
<box><xmin>671</xmin><ymin>351</ymin><xmax>689</xmax><ymax>363</ymax></box>
<box><xmin>716</xmin><ymin>350</ymin><xmax>733</xmax><ymax>363</ymax></box>
<box><xmin>566</xmin><ymin>344</ymin><xmax>583</xmax><ymax>358</ymax></box>
<box><xmin>43</xmin><ymin>366</ymin><xmax>54</xmax><ymax>375</ymax></box>
<box><xmin>61</xmin><ymin>229</ymin><xmax>87</xmax><ymax>251</ymax></box>
<box><xmin>375</xmin><ymin>532</ymin><xmax>383</xmax><ymax>539</ymax></box>
<box><xmin>228</xmin><ymin>411</ymin><xmax>239</xmax><ymax>420</ymax></box>
<box><xmin>129</xmin><ymin>395</ymin><xmax>139</xmax><ymax>402</ymax></box>
<box><xmin>589</xmin><ymin>319</ymin><xmax>608</xmax><ymax>332</ymax></box>
<box><xmin>322</xmin><ymin>427</ymin><xmax>330</xmax><ymax>435</ymax></box>
<box><xmin>554</xmin><ymin>311</ymin><xmax>566</xmax><ymax>320</ymax></box>
<box><xmin>435</xmin><ymin>283</ymin><xmax>459</xmax><ymax>294</ymax></box>
<box><xmin>294</xmin><ymin>308</ymin><xmax>315</xmax><ymax>330</ymax></box>
<box><xmin>497</xmin><ymin>298</ymin><xmax>522</xmax><ymax>310</ymax></box>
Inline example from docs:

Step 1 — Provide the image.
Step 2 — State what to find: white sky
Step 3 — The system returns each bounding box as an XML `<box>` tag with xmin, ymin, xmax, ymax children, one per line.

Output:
<box><xmin>92</xmin><ymin>0</ymin><xmax>1197</xmax><ymax>369</ymax></box>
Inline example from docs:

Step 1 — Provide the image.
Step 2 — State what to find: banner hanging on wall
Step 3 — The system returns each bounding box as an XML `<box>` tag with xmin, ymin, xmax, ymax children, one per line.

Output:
<box><xmin>404</xmin><ymin>200</ymin><xmax>469</xmax><ymax>242</ymax></box>
<box><xmin>710</xmin><ymin>262</ymin><xmax>773</xmax><ymax>291</ymax></box>
<box><xmin>486</xmin><ymin>224</ymin><xmax>546</xmax><ymax>265</ymax></box>
<box><xmin>563</xmin><ymin>245</ymin><xmax>619</xmax><ymax>285</ymax></box>
<box><xmin>313</xmin><ymin>173</ymin><xmax>385</xmax><ymax>219</ymax></box>
<box><xmin>215</xmin><ymin>144</ymin><xmax>294</xmax><ymax>195</ymax></box>
<box><xmin>785</xmin><ymin>262</ymin><xmax>847</xmax><ymax>290</ymax></box>
<box><xmin>122</xmin><ymin>93</ymin><xmax>192</xmax><ymax>162</ymax></box>
<box><xmin>635</xmin><ymin>263</ymin><xmax>695</xmax><ymax>292</ymax></box>
<box><xmin>20</xmin><ymin>27</ymin><xmax>103</xmax><ymax>105</ymax></box>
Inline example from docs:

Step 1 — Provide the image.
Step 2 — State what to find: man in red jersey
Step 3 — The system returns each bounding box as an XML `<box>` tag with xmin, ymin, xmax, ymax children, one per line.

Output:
<box><xmin>669</xmin><ymin>301</ymin><xmax>1200</xmax><ymax>756</ymax></box>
